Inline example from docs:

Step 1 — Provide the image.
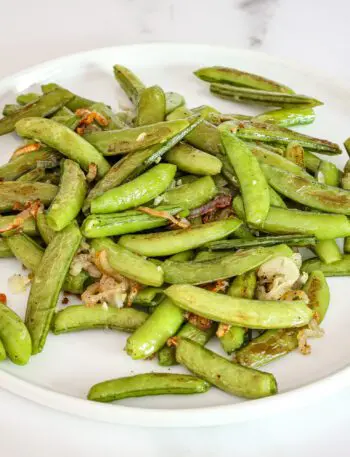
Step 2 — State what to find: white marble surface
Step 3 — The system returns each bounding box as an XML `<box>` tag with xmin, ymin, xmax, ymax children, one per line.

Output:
<box><xmin>1</xmin><ymin>0</ymin><xmax>350</xmax><ymax>455</ymax></box>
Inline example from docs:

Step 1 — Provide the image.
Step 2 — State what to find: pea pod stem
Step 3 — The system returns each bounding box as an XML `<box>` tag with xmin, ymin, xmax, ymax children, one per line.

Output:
<box><xmin>165</xmin><ymin>284</ymin><xmax>312</xmax><ymax>329</ymax></box>
<box><xmin>119</xmin><ymin>219</ymin><xmax>242</xmax><ymax>257</ymax></box>
<box><xmin>52</xmin><ymin>305</ymin><xmax>148</xmax><ymax>334</ymax></box>
<box><xmin>163</xmin><ymin>244</ymin><xmax>292</xmax><ymax>285</ymax></box>
<box><xmin>176</xmin><ymin>338</ymin><xmax>277</xmax><ymax>399</ymax></box>
<box><xmin>88</xmin><ymin>373</ymin><xmax>210</xmax><ymax>402</ymax></box>
<box><xmin>15</xmin><ymin>117</ymin><xmax>110</xmax><ymax>178</ymax></box>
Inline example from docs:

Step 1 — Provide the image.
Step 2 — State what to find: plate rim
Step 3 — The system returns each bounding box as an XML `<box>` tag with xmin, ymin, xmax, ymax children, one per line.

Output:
<box><xmin>1</xmin><ymin>42</ymin><xmax>350</xmax><ymax>427</ymax></box>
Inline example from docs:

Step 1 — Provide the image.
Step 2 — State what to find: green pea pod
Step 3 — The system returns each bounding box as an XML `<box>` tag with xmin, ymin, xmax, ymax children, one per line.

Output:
<box><xmin>302</xmin><ymin>255</ymin><xmax>350</xmax><ymax>276</ymax></box>
<box><xmin>126</xmin><ymin>297</ymin><xmax>185</xmax><ymax>359</ymax></box>
<box><xmin>194</xmin><ymin>250</ymin><xmax>232</xmax><ymax>262</ymax></box>
<box><xmin>17</xmin><ymin>168</ymin><xmax>46</xmax><ymax>183</ymax></box>
<box><xmin>204</xmin><ymin>234</ymin><xmax>316</xmax><ymax>250</ymax></box>
<box><xmin>284</xmin><ymin>142</ymin><xmax>305</xmax><ymax>168</ymax></box>
<box><xmin>158</xmin><ymin>322</ymin><xmax>215</xmax><ymax>367</ymax></box>
<box><xmin>163</xmin><ymin>244</ymin><xmax>292</xmax><ymax>285</ymax></box>
<box><xmin>6</xmin><ymin>234</ymin><xmax>44</xmax><ymax>271</ymax></box>
<box><xmin>91</xmin><ymin>164</ymin><xmax>177</xmax><ymax>214</ymax></box>
<box><xmin>236</xmin><ymin>270</ymin><xmax>329</xmax><ymax>368</ymax></box>
<box><xmin>233</xmin><ymin>120</ymin><xmax>341</xmax><ymax>155</ymax></box>
<box><xmin>220</xmin><ymin>128</ymin><xmax>269</xmax><ymax>225</ymax></box>
<box><xmin>25</xmin><ymin>221</ymin><xmax>82</xmax><ymax>354</ymax></box>
<box><xmin>169</xmin><ymin>250</ymin><xmax>195</xmax><ymax>262</ymax></box>
<box><xmin>0</xmin><ymin>339</ymin><xmax>6</xmax><ymax>360</ymax></box>
<box><xmin>119</xmin><ymin>219</ymin><xmax>242</xmax><ymax>257</ymax></box>
<box><xmin>0</xmin><ymin>181</ymin><xmax>57</xmax><ymax>212</ymax></box>
<box><xmin>207</xmin><ymin>113</ymin><xmax>252</xmax><ymax>125</ymax></box>
<box><xmin>36</xmin><ymin>211</ymin><xmax>55</xmax><ymax>244</ymax></box>
<box><xmin>15</xmin><ymin>117</ymin><xmax>110</xmax><ymax>178</ymax></box>
<box><xmin>194</xmin><ymin>66</ymin><xmax>293</xmax><ymax>93</ymax></box>
<box><xmin>233</xmin><ymin>195</ymin><xmax>350</xmax><ymax>240</ymax></box>
<box><xmin>3</xmin><ymin>104</ymin><xmax>21</xmax><ymax>116</ymax></box>
<box><xmin>46</xmin><ymin>159</ymin><xmax>87</xmax><ymax>231</ymax></box>
<box><xmin>246</xmin><ymin>143</ymin><xmax>311</xmax><ymax>178</ymax></box>
<box><xmin>160</xmin><ymin>176</ymin><xmax>217</xmax><ymax>210</ymax></box>
<box><xmin>84</xmin><ymin>119</ymin><xmax>189</xmax><ymax>156</ymax></box>
<box><xmin>88</xmin><ymin>373</ymin><xmax>210</xmax><ymax>402</ymax></box>
<box><xmin>136</xmin><ymin>85</ymin><xmax>166</xmax><ymax>126</ymax></box>
<box><xmin>113</xmin><ymin>65</ymin><xmax>145</xmax><ymax>104</ymax></box>
<box><xmin>176</xmin><ymin>338</ymin><xmax>277</xmax><ymax>399</ymax></box>
<box><xmin>133</xmin><ymin>287</ymin><xmax>164</xmax><ymax>307</ymax></box>
<box><xmin>316</xmin><ymin>160</ymin><xmax>341</xmax><ymax>187</ymax></box>
<box><xmin>165</xmin><ymin>142</ymin><xmax>222</xmax><ymax>175</ymax></box>
<box><xmin>0</xmin><ymin>238</ymin><xmax>12</xmax><ymax>258</ymax></box>
<box><xmin>91</xmin><ymin>237</ymin><xmax>163</xmax><ymax>286</ymax></box>
<box><xmin>210</xmin><ymin>83</ymin><xmax>322</xmax><ymax>107</ymax></box>
<box><xmin>0</xmin><ymin>88</ymin><xmax>74</xmax><ymax>135</ymax></box>
<box><xmin>219</xmin><ymin>271</ymin><xmax>256</xmax><ymax>355</ymax></box>
<box><xmin>165</xmin><ymin>92</ymin><xmax>185</xmax><ymax>115</ymax></box>
<box><xmin>0</xmin><ymin>214</ymin><xmax>38</xmax><ymax>237</ymax></box>
<box><xmin>166</xmin><ymin>284</ymin><xmax>312</xmax><ymax>329</ymax></box>
<box><xmin>313</xmin><ymin>239</ymin><xmax>342</xmax><ymax>264</ymax></box>
<box><xmin>16</xmin><ymin>92</ymin><xmax>40</xmax><ymax>105</ymax></box>
<box><xmin>253</xmin><ymin>106</ymin><xmax>316</xmax><ymax>127</ymax></box>
<box><xmin>0</xmin><ymin>149</ymin><xmax>59</xmax><ymax>181</ymax></box>
<box><xmin>269</xmin><ymin>186</ymin><xmax>287</xmax><ymax>208</ymax></box>
<box><xmin>0</xmin><ymin>300</ymin><xmax>32</xmax><ymax>365</ymax></box>
<box><xmin>41</xmin><ymin>83</ymin><xmax>98</xmax><ymax>112</ymax></box>
<box><xmin>82</xmin><ymin>205</ymin><xmax>183</xmax><ymax>238</ymax></box>
<box><xmin>167</xmin><ymin>106</ymin><xmax>220</xmax><ymax>155</ymax></box>
<box><xmin>89</xmin><ymin>103</ymin><xmax>127</xmax><ymax>130</ymax></box>
<box><xmin>52</xmin><ymin>305</ymin><xmax>148</xmax><ymax>334</ymax></box>
<box><xmin>304</xmin><ymin>150</ymin><xmax>321</xmax><ymax>173</ymax></box>
<box><xmin>262</xmin><ymin>163</ymin><xmax>350</xmax><ymax>215</ymax></box>
<box><xmin>83</xmin><ymin>116</ymin><xmax>202</xmax><ymax>212</ymax></box>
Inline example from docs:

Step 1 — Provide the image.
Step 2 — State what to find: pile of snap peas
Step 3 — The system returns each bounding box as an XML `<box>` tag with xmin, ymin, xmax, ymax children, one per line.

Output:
<box><xmin>0</xmin><ymin>61</ymin><xmax>349</xmax><ymax>405</ymax></box>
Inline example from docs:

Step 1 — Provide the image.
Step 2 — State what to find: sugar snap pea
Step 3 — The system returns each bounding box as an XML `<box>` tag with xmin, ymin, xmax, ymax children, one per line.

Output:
<box><xmin>84</xmin><ymin>119</ymin><xmax>189</xmax><ymax>156</ymax></box>
<box><xmin>88</xmin><ymin>373</ymin><xmax>210</xmax><ymax>402</ymax></box>
<box><xmin>219</xmin><ymin>271</ymin><xmax>256</xmax><ymax>355</ymax></box>
<box><xmin>165</xmin><ymin>92</ymin><xmax>185</xmax><ymax>115</ymax></box>
<box><xmin>164</xmin><ymin>142</ymin><xmax>222</xmax><ymax>175</ymax></box>
<box><xmin>136</xmin><ymin>85</ymin><xmax>166</xmax><ymax>126</ymax></box>
<box><xmin>3</xmin><ymin>104</ymin><xmax>21</xmax><ymax>116</ymax></box>
<box><xmin>0</xmin><ymin>88</ymin><xmax>74</xmax><ymax>136</ymax></box>
<box><xmin>91</xmin><ymin>164</ymin><xmax>176</xmax><ymax>214</ymax></box>
<box><xmin>36</xmin><ymin>211</ymin><xmax>55</xmax><ymax>244</ymax></box>
<box><xmin>17</xmin><ymin>168</ymin><xmax>46</xmax><ymax>183</ymax></box>
<box><xmin>204</xmin><ymin>234</ymin><xmax>316</xmax><ymax>250</ymax></box>
<box><xmin>16</xmin><ymin>117</ymin><xmax>110</xmax><ymax>178</ymax></box>
<box><xmin>133</xmin><ymin>287</ymin><xmax>164</xmax><ymax>307</ymax></box>
<box><xmin>160</xmin><ymin>176</ymin><xmax>217</xmax><ymax>210</ymax></box>
<box><xmin>262</xmin><ymin>163</ymin><xmax>350</xmax><ymax>215</ymax></box>
<box><xmin>194</xmin><ymin>66</ymin><xmax>293</xmax><ymax>93</ymax></box>
<box><xmin>126</xmin><ymin>297</ymin><xmax>184</xmax><ymax>359</ymax></box>
<box><xmin>284</xmin><ymin>141</ymin><xmax>305</xmax><ymax>168</ymax></box>
<box><xmin>0</xmin><ymin>181</ymin><xmax>57</xmax><ymax>212</ymax></box>
<box><xmin>0</xmin><ymin>238</ymin><xmax>12</xmax><ymax>257</ymax></box>
<box><xmin>313</xmin><ymin>239</ymin><xmax>342</xmax><ymax>264</ymax></box>
<box><xmin>163</xmin><ymin>244</ymin><xmax>292</xmax><ymax>285</ymax></box>
<box><xmin>0</xmin><ymin>299</ymin><xmax>31</xmax><ymax>365</ymax></box>
<box><xmin>220</xmin><ymin>128</ymin><xmax>269</xmax><ymax>225</ymax></box>
<box><xmin>16</xmin><ymin>93</ymin><xmax>40</xmax><ymax>105</ymax></box>
<box><xmin>52</xmin><ymin>305</ymin><xmax>148</xmax><ymax>334</ymax></box>
<box><xmin>0</xmin><ymin>149</ymin><xmax>59</xmax><ymax>181</ymax></box>
<box><xmin>233</xmin><ymin>121</ymin><xmax>341</xmax><ymax>155</ymax></box>
<box><xmin>167</xmin><ymin>106</ymin><xmax>221</xmax><ymax>155</ymax></box>
<box><xmin>194</xmin><ymin>250</ymin><xmax>232</xmax><ymax>261</ymax></box>
<box><xmin>236</xmin><ymin>270</ymin><xmax>329</xmax><ymax>367</ymax></box>
<box><xmin>82</xmin><ymin>205</ymin><xmax>184</xmax><ymax>238</ymax></box>
<box><xmin>176</xmin><ymin>338</ymin><xmax>277</xmax><ymax>399</ymax></box>
<box><xmin>302</xmin><ymin>255</ymin><xmax>350</xmax><ymax>276</ymax></box>
<box><xmin>303</xmin><ymin>150</ymin><xmax>321</xmax><ymax>173</ymax></box>
<box><xmin>41</xmin><ymin>83</ymin><xmax>98</xmax><ymax>112</ymax></box>
<box><xmin>25</xmin><ymin>221</ymin><xmax>82</xmax><ymax>354</ymax></box>
<box><xmin>165</xmin><ymin>284</ymin><xmax>312</xmax><ymax>329</ymax></box>
<box><xmin>46</xmin><ymin>159</ymin><xmax>87</xmax><ymax>231</ymax></box>
<box><xmin>119</xmin><ymin>219</ymin><xmax>242</xmax><ymax>257</ymax></box>
<box><xmin>113</xmin><ymin>64</ymin><xmax>145</xmax><ymax>104</ymax></box>
<box><xmin>316</xmin><ymin>160</ymin><xmax>341</xmax><ymax>187</ymax></box>
<box><xmin>89</xmin><ymin>103</ymin><xmax>127</xmax><ymax>130</ymax></box>
<box><xmin>269</xmin><ymin>186</ymin><xmax>287</xmax><ymax>208</ymax></box>
<box><xmin>233</xmin><ymin>195</ymin><xmax>350</xmax><ymax>239</ymax></box>
<box><xmin>91</xmin><ymin>237</ymin><xmax>163</xmax><ymax>286</ymax></box>
<box><xmin>253</xmin><ymin>106</ymin><xmax>316</xmax><ymax>127</ymax></box>
<box><xmin>0</xmin><ymin>214</ymin><xmax>38</xmax><ymax>237</ymax></box>
<box><xmin>6</xmin><ymin>234</ymin><xmax>44</xmax><ymax>271</ymax></box>
<box><xmin>207</xmin><ymin>112</ymin><xmax>252</xmax><ymax>125</ymax></box>
<box><xmin>210</xmin><ymin>83</ymin><xmax>322</xmax><ymax>107</ymax></box>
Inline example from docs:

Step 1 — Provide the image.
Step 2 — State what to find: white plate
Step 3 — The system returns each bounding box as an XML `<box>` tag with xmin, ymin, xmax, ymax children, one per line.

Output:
<box><xmin>1</xmin><ymin>43</ymin><xmax>350</xmax><ymax>428</ymax></box>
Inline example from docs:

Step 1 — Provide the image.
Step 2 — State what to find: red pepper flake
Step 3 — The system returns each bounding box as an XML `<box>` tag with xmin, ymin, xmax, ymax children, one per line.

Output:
<box><xmin>0</xmin><ymin>293</ymin><xmax>7</xmax><ymax>304</ymax></box>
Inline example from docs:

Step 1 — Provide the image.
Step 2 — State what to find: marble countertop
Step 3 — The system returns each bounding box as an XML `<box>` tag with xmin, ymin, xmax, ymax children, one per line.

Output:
<box><xmin>1</xmin><ymin>0</ymin><xmax>350</xmax><ymax>455</ymax></box>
